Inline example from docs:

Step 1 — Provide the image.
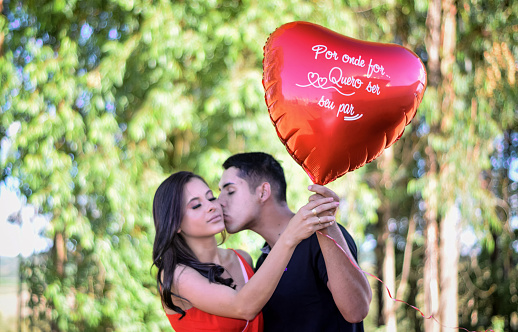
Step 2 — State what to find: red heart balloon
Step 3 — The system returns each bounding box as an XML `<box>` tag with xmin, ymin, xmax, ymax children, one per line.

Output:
<box><xmin>263</xmin><ymin>21</ymin><xmax>427</xmax><ymax>185</ymax></box>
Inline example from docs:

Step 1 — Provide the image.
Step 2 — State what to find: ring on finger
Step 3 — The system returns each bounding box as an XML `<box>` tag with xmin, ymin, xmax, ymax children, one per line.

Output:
<box><xmin>312</xmin><ymin>208</ymin><xmax>318</xmax><ymax>216</ymax></box>
<box><xmin>318</xmin><ymin>217</ymin><xmax>321</xmax><ymax>225</ymax></box>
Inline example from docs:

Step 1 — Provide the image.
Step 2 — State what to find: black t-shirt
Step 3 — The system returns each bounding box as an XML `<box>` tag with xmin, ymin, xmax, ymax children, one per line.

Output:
<box><xmin>255</xmin><ymin>224</ymin><xmax>365</xmax><ymax>332</ymax></box>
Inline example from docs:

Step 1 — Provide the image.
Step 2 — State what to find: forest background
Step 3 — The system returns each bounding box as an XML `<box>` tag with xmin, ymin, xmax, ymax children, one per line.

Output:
<box><xmin>0</xmin><ymin>0</ymin><xmax>516</xmax><ymax>331</ymax></box>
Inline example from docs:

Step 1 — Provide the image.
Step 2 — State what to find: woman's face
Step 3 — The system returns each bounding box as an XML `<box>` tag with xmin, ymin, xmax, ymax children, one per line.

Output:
<box><xmin>179</xmin><ymin>178</ymin><xmax>225</xmax><ymax>238</ymax></box>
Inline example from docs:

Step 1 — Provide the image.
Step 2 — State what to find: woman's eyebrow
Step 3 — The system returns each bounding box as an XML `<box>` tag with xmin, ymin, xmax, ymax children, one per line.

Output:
<box><xmin>187</xmin><ymin>196</ymin><xmax>200</xmax><ymax>204</ymax></box>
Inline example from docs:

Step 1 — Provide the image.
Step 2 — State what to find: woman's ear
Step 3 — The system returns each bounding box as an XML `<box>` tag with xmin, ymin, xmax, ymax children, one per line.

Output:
<box><xmin>257</xmin><ymin>182</ymin><xmax>271</xmax><ymax>202</ymax></box>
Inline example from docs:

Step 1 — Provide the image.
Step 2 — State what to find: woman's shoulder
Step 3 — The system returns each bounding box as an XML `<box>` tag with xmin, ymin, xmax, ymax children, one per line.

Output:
<box><xmin>233</xmin><ymin>248</ymin><xmax>254</xmax><ymax>267</ymax></box>
<box><xmin>216</xmin><ymin>247</ymin><xmax>253</xmax><ymax>268</ymax></box>
<box><xmin>172</xmin><ymin>264</ymin><xmax>203</xmax><ymax>284</ymax></box>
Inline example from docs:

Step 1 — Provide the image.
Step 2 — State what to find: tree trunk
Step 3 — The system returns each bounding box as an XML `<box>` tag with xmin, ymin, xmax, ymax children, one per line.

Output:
<box><xmin>424</xmin><ymin>0</ymin><xmax>446</xmax><ymax>330</ymax></box>
<box><xmin>375</xmin><ymin>146</ymin><xmax>398</xmax><ymax>331</ymax></box>
<box><xmin>396</xmin><ymin>213</ymin><xmax>416</xmax><ymax>302</ymax></box>
<box><xmin>18</xmin><ymin>255</ymin><xmax>23</xmax><ymax>332</ymax></box>
<box><xmin>383</xmin><ymin>234</ymin><xmax>397</xmax><ymax>332</ymax></box>
<box><xmin>424</xmin><ymin>148</ymin><xmax>440</xmax><ymax>332</ymax></box>
<box><xmin>54</xmin><ymin>232</ymin><xmax>66</xmax><ymax>278</ymax></box>
<box><xmin>439</xmin><ymin>205</ymin><xmax>460</xmax><ymax>330</ymax></box>
<box><xmin>424</xmin><ymin>215</ymin><xmax>440</xmax><ymax>332</ymax></box>
<box><xmin>425</xmin><ymin>0</ymin><xmax>442</xmax><ymax>87</ymax></box>
<box><xmin>440</xmin><ymin>0</ymin><xmax>459</xmax><ymax>328</ymax></box>
<box><xmin>51</xmin><ymin>231</ymin><xmax>66</xmax><ymax>332</ymax></box>
<box><xmin>376</xmin><ymin>213</ymin><xmax>386</xmax><ymax>327</ymax></box>
<box><xmin>437</xmin><ymin>1</ymin><xmax>458</xmax><ymax>331</ymax></box>
<box><xmin>409</xmin><ymin>272</ymin><xmax>422</xmax><ymax>332</ymax></box>
<box><xmin>0</xmin><ymin>0</ymin><xmax>3</xmax><ymax>56</ymax></box>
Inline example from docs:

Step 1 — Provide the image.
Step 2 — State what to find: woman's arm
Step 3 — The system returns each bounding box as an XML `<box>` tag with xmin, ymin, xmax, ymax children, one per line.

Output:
<box><xmin>173</xmin><ymin>196</ymin><xmax>339</xmax><ymax>320</ymax></box>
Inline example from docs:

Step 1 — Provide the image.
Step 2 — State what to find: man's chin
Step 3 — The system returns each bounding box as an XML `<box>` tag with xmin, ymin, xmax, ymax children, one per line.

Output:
<box><xmin>225</xmin><ymin>226</ymin><xmax>240</xmax><ymax>234</ymax></box>
<box><xmin>224</xmin><ymin>217</ymin><xmax>249</xmax><ymax>233</ymax></box>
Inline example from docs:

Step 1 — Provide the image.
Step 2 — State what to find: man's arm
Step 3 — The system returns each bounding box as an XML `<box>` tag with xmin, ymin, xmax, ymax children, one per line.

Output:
<box><xmin>309</xmin><ymin>185</ymin><xmax>372</xmax><ymax>323</ymax></box>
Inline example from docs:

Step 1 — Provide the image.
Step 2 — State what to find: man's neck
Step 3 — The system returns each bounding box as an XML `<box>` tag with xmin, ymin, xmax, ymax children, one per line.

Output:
<box><xmin>250</xmin><ymin>201</ymin><xmax>295</xmax><ymax>248</ymax></box>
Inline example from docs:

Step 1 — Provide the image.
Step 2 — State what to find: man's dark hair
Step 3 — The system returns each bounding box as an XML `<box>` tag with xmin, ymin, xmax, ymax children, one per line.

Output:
<box><xmin>223</xmin><ymin>152</ymin><xmax>287</xmax><ymax>202</ymax></box>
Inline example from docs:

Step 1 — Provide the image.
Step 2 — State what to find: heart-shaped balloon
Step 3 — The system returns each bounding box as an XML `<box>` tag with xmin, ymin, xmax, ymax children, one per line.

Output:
<box><xmin>263</xmin><ymin>21</ymin><xmax>427</xmax><ymax>185</ymax></box>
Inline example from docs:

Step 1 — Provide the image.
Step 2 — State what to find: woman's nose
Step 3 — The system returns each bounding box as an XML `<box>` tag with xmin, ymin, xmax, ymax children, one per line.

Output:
<box><xmin>208</xmin><ymin>200</ymin><xmax>219</xmax><ymax>211</ymax></box>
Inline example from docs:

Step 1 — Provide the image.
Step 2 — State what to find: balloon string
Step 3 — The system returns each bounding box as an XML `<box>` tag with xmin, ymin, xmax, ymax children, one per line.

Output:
<box><xmin>316</xmin><ymin>231</ymin><xmax>494</xmax><ymax>332</ymax></box>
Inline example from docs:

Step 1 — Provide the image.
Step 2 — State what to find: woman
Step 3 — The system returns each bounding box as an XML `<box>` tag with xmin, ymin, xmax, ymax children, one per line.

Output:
<box><xmin>152</xmin><ymin>171</ymin><xmax>337</xmax><ymax>331</ymax></box>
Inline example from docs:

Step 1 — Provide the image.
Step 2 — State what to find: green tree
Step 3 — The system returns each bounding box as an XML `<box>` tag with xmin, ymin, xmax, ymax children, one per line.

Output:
<box><xmin>1</xmin><ymin>1</ymin><xmax>516</xmax><ymax>331</ymax></box>
<box><xmin>0</xmin><ymin>1</ymin><xmax>378</xmax><ymax>330</ymax></box>
<box><xmin>414</xmin><ymin>0</ymin><xmax>517</xmax><ymax>331</ymax></box>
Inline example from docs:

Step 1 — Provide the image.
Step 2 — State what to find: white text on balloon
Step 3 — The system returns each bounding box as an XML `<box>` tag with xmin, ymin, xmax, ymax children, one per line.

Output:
<box><xmin>318</xmin><ymin>95</ymin><xmax>336</xmax><ymax>110</ymax></box>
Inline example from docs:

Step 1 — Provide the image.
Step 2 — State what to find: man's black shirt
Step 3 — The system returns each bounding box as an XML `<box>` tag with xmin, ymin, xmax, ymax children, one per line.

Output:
<box><xmin>255</xmin><ymin>224</ymin><xmax>365</xmax><ymax>332</ymax></box>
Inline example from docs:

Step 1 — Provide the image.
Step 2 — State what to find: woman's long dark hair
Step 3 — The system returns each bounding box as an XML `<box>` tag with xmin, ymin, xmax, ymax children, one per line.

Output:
<box><xmin>152</xmin><ymin>171</ymin><xmax>234</xmax><ymax>318</ymax></box>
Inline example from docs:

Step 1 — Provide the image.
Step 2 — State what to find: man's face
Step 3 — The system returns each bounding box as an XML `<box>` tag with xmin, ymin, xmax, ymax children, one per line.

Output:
<box><xmin>218</xmin><ymin>167</ymin><xmax>259</xmax><ymax>233</ymax></box>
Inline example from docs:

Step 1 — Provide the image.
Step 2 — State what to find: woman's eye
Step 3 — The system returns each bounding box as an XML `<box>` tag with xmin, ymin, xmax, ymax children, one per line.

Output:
<box><xmin>208</xmin><ymin>197</ymin><xmax>216</xmax><ymax>202</ymax></box>
<box><xmin>228</xmin><ymin>191</ymin><xmax>235</xmax><ymax>195</ymax></box>
<box><xmin>192</xmin><ymin>204</ymin><xmax>201</xmax><ymax>209</ymax></box>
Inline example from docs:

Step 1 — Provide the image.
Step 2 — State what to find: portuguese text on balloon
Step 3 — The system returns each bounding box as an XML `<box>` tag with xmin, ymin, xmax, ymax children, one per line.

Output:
<box><xmin>297</xmin><ymin>44</ymin><xmax>391</xmax><ymax>122</ymax></box>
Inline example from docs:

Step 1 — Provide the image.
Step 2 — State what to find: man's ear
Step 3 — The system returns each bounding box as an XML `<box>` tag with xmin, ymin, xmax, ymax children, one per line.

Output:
<box><xmin>257</xmin><ymin>182</ymin><xmax>271</xmax><ymax>202</ymax></box>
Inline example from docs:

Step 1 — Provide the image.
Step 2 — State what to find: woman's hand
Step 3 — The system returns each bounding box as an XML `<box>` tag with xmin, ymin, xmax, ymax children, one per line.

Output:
<box><xmin>280</xmin><ymin>196</ymin><xmax>339</xmax><ymax>248</ymax></box>
<box><xmin>308</xmin><ymin>184</ymin><xmax>340</xmax><ymax>216</ymax></box>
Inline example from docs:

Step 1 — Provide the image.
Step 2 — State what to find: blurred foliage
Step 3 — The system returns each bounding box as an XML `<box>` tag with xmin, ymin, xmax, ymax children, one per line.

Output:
<box><xmin>0</xmin><ymin>0</ymin><xmax>517</xmax><ymax>331</ymax></box>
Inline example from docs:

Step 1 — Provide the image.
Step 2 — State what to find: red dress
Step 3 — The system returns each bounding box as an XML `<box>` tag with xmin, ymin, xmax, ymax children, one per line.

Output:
<box><xmin>166</xmin><ymin>250</ymin><xmax>264</xmax><ymax>332</ymax></box>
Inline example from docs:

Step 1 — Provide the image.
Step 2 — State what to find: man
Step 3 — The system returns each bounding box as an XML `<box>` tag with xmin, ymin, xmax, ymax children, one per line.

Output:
<box><xmin>218</xmin><ymin>152</ymin><xmax>371</xmax><ymax>331</ymax></box>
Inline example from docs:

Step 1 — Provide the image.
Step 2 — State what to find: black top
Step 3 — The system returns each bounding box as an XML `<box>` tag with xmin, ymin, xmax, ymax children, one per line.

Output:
<box><xmin>255</xmin><ymin>224</ymin><xmax>365</xmax><ymax>332</ymax></box>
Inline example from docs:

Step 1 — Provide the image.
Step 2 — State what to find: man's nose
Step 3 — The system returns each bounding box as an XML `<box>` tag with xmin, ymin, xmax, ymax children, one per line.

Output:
<box><xmin>216</xmin><ymin>195</ymin><xmax>226</xmax><ymax>206</ymax></box>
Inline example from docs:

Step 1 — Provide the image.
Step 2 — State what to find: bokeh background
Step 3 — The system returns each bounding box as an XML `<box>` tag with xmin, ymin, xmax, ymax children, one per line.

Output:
<box><xmin>0</xmin><ymin>0</ymin><xmax>516</xmax><ymax>331</ymax></box>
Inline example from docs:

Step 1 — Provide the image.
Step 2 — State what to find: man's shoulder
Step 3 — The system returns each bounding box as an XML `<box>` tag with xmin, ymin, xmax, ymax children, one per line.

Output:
<box><xmin>255</xmin><ymin>223</ymin><xmax>359</xmax><ymax>269</ymax></box>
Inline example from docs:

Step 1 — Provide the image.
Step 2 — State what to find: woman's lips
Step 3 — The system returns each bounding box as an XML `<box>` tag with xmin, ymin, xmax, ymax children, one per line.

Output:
<box><xmin>208</xmin><ymin>214</ymin><xmax>222</xmax><ymax>223</ymax></box>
